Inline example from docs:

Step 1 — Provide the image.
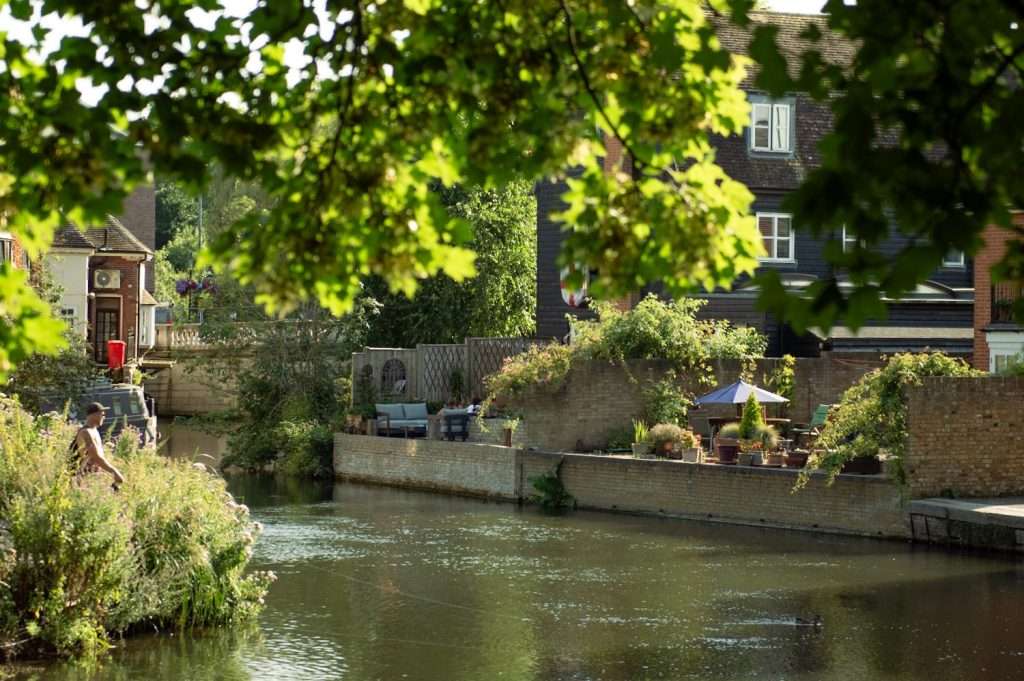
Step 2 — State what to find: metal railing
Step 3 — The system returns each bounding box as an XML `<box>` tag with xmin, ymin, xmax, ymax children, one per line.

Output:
<box><xmin>991</xmin><ymin>283</ymin><xmax>1023</xmax><ymax>323</ymax></box>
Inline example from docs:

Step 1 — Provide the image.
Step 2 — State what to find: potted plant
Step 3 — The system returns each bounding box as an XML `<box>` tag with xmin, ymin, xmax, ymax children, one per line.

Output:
<box><xmin>631</xmin><ymin>419</ymin><xmax>652</xmax><ymax>458</ymax></box>
<box><xmin>676</xmin><ymin>428</ymin><xmax>703</xmax><ymax>463</ymax></box>
<box><xmin>841</xmin><ymin>454</ymin><xmax>882</xmax><ymax>475</ymax></box>
<box><xmin>760</xmin><ymin>425</ymin><xmax>784</xmax><ymax>466</ymax></box>
<box><xmin>786</xmin><ymin>449</ymin><xmax>810</xmax><ymax>468</ymax></box>
<box><xmin>716</xmin><ymin>422</ymin><xmax>740</xmax><ymax>464</ymax></box>
<box><xmin>649</xmin><ymin>423</ymin><xmax>685</xmax><ymax>459</ymax></box>
<box><xmin>737</xmin><ymin>393</ymin><xmax>765</xmax><ymax>465</ymax></box>
<box><xmin>502</xmin><ymin>417</ymin><xmax>520</xmax><ymax>447</ymax></box>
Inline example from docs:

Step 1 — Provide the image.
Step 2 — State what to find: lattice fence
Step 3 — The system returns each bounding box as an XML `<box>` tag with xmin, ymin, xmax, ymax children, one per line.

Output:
<box><xmin>417</xmin><ymin>344</ymin><xmax>467</xmax><ymax>403</ymax></box>
<box><xmin>465</xmin><ymin>337</ymin><xmax>542</xmax><ymax>400</ymax></box>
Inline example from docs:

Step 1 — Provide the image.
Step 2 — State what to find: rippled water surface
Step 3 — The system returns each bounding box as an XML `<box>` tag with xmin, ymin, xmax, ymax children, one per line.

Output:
<box><xmin>11</xmin><ymin>477</ymin><xmax>1024</xmax><ymax>680</ymax></box>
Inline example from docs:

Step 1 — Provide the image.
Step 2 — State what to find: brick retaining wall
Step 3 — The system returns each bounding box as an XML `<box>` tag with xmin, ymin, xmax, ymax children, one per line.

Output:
<box><xmin>519</xmin><ymin>452</ymin><xmax>907</xmax><ymax>538</ymax></box>
<box><xmin>334</xmin><ymin>433</ymin><xmax>518</xmax><ymax>499</ymax></box>
<box><xmin>334</xmin><ymin>433</ymin><xmax>908</xmax><ymax>538</ymax></box>
<box><xmin>905</xmin><ymin>376</ymin><xmax>1024</xmax><ymax>498</ymax></box>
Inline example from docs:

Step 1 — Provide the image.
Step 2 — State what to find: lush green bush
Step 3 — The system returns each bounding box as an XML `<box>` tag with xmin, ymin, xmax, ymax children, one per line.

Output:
<box><xmin>0</xmin><ymin>398</ymin><xmax>272</xmax><ymax>659</ymax></box>
<box><xmin>803</xmin><ymin>352</ymin><xmax>982</xmax><ymax>487</ymax></box>
<box><xmin>648</xmin><ymin>423</ymin><xmax>685</xmax><ymax>452</ymax></box>
<box><xmin>642</xmin><ymin>372</ymin><xmax>691</xmax><ymax>426</ymax></box>
<box><xmin>486</xmin><ymin>295</ymin><xmax>766</xmax><ymax>403</ymax></box>
<box><xmin>273</xmin><ymin>420</ymin><xmax>334</xmax><ymax>478</ymax></box>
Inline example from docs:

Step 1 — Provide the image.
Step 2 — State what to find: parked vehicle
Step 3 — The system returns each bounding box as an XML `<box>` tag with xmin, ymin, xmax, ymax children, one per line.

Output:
<box><xmin>41</xmin><ymin>380</ymin><xmax>157</xmax><ymax>445</ymax></box>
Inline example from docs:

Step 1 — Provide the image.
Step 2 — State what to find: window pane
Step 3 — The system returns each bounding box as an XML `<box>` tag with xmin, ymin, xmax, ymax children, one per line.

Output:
<box><xmin>776</xmin><ymin>217</ymin><xmax>791</xmax><ymax>237</ymax></box>
<box><xmin>772</xmin><ymin>104</ymin><xmax>790</xmax><ymax>151</ymax></box>
<box><xmin>753</xmin><ymin>126</ymin><xmax>770</xmax><ymax>149</ymax></box>
<box><xmin>776</xmin><ymin>239</ymin><xmax>790</xmax><ymax>259</ymax></box>
<box><xmin>943</xmin><ymin>250</ymin><xmax>963</xmax><ymax>266</ymax></box>
<box><xmin>758</xmin><ymin>216</ymin><xmax>774</xmax><ymax>236</ymax></box>
<box><xmin>762</xmin><ymin>237</ymin><xmax>774</xmax><ymax>256</ymax></box>
<box><xmin>752</xmin><ymin>103</ymin><xmax>770</xmax><ymax>127</ymax></box>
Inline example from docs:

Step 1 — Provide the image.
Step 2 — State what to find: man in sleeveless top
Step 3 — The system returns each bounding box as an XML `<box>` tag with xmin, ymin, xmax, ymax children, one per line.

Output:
<box><xmin>74</xmin><ymin>402</ymin><xmax>126</xmax><ymax>489</ymax></box>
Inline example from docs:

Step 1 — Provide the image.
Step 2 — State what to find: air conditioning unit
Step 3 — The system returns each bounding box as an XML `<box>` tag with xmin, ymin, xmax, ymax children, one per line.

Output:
<box><xmin>93</xmin><ymin>269</ymin><xmax>121</xmax><ymax>289</ymax></box>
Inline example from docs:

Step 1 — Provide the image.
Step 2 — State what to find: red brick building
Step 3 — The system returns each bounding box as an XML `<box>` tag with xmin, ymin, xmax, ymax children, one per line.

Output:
<box><xmin>972</xmin><ymin>213</ymin><xmax>1024</xmax><ymax>371</ymax></box>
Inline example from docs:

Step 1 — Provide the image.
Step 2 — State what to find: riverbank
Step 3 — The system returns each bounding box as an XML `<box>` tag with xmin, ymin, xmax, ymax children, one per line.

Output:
<box><xmin>333</xmin><ymin>433</ymin><xmax>908</xmax><ymax>539</ymax></box>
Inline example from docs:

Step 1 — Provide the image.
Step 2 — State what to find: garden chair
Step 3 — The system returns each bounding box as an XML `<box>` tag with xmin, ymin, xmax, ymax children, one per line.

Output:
<box><xmin>791</xmin><ymin>404</ymin><xmax>831</xmax><ymax>449</ymax></box>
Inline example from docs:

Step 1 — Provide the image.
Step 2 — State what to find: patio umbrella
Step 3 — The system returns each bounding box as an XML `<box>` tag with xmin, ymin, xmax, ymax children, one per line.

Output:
<box><xmin>694</xmin><ymin>380</ymin><xmax>788</xmax><ymax>407</ymax></box>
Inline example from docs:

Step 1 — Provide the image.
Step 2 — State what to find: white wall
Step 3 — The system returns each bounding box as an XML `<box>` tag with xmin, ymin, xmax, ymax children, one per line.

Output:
<box><xmin>43</xmin><ymin>250</ymin><xmax>91</xmax><ymax>337</ymax></box>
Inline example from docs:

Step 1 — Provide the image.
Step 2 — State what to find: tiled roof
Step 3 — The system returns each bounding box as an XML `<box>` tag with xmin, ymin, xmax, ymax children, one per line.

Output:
<box><xmin>707</xmin><ymin>11</ymin><xmax>855</xmax><ymax>191</ymax></box>
<box><xmin>711</xmin><ymin>11</ymin><xmax>856</xmax><ymax>85</ymax></box>
<box><xmin>51</xmin><ymin>224</ymin><xmax>95</xmax><ymax>250</ymax></box>
<box><xmin>80</xmin><ymin>215</ymin><xmax>153</xmax><ymax>255</ymax></box>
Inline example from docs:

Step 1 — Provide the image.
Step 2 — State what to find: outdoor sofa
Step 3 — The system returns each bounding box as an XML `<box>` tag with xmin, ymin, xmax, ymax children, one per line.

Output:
<box><xmin>376</xmin><ymin>402</ymin><xmax>429</xmax><ymax>437</ymax></box>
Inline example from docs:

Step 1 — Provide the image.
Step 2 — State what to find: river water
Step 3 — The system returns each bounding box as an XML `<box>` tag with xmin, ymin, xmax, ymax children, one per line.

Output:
<box><xmin>10</xmin><ymin>476</ymin><xmax>1024</xmax><ymax>681</ymax></box>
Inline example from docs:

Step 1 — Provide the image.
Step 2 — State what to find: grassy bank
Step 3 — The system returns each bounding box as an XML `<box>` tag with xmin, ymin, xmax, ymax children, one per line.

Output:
<box><xmin>0</xmin><ymin>397</ymin><xmax>273</xmax><ymax>660</ymax></box>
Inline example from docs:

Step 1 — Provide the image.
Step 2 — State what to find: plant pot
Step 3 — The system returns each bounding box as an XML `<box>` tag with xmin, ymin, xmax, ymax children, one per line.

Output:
<box><xmin>631</xmin><ymin>442</ymin><xmax>652</xmax><ymax>458</ymax></box>
<box><xmin>665</xmin><ymin>442</ymin><xmax>683</xmax><ymax>460</ymax></box>
<box><xmin>841</xmin><ymin>456</ymin><xmax>882</xmax><ymax>475</ymax></box>
<box><xmin>785</xmin><ymin>450</ymin><xmax>809</xmax><ymax>468</ymax></box>
<box><xmin>766</xmin><ymin>452</ymin><xmax>785</xmax><ymax>467</ymax></box>
<box><xmin>678</xmin><ymin>447</ymin><xmax>702</xmax><ymax>464</ymax></box>
<box><xmin>716</xmin><ymin>439</ymin><xmax>739</xmax><ymax>464</ymax></box>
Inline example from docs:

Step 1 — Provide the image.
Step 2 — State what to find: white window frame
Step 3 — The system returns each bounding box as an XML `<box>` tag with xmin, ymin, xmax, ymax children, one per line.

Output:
<box><xmin>841</xmin><ymin>225</ymin><xmax>863</xmax><ymax>252</ymax></box>
<box><xmin>943</xmin><ymin>250</ymin><xmax>965</xmax><ymax>268</ymax></box>
<box><xmin>750</xmin><ymin>101</ymin><xmax>792</xmax><ymax>153</ymax></box>
<box><xmin>757</xmin><ymin>213</ymin><xmax>796</xmax><ymax>263</ymax></box>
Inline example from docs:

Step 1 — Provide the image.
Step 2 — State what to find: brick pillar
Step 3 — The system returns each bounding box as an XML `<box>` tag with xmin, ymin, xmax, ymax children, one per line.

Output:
<box><xmin>973</xmin><ymin>215</ymin><xmax>1024</xmax><ymax>370</ymax></box>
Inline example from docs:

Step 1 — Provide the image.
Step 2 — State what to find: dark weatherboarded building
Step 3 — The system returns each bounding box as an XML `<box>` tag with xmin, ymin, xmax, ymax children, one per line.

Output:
<box><xmin>535</xmin><ymin>11</ymin><xmax>974</xmax><ymax>357</ymax></box>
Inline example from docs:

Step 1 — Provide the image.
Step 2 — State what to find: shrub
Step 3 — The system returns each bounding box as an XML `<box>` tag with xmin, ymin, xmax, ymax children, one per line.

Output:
<box><xmin>529</xmin><ymin>459</ymin><xmax>574</xmax><ymax>510</ymax></box>
<box><xmin>604</xmin><ymin>425</ymin><xmax>634</xmax><ymax>450</ymax></box>
<box><xmin>719</xmin><ymin>422</ymin><xmax>741</xmax><ymax>439</ymax></box>
<box><xmin>738</xmin><ymin>393</ymin><xmax>764</xmax><ymax>439</ymax></box>
<box><xmin>649</xmin><ymin>423</ymin><xmax>686</xmax><ymax>453</ymax></box>
<box><xmin>632</xmin><ymin>419</ymin><xmax>650</xmax><ymax>444</ymax></box>
<box><xmin>274</xmin><ymin>420</ymin><xmax>334</xmax><ymax>478</ymax></box>
<box><xmin>802</xmin><ymin>352</ymin><xmax>982</xmax><ymax>487</ymax></box>
<box><xmin>485</xmin><ymin>294</ymin><xmax>766</xmax><ymax>404</ymax></box>
<box><xmin>642</xmin><ymin>372</ymin><xmax>691</xmax><ymax>425</ymax></box>
<box><xmin>0</xmin><ymin>397</ymin><xmax>272</xmax><ymax>659</ymax></box>
<box><xmin>764</xmin><ymin>354</ymin><xmax>796</xmax><ymax>404</ymax></box>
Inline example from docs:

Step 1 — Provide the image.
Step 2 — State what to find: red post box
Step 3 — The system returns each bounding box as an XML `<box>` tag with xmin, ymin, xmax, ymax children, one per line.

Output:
<box><xmin>107</xmin><ymin>340</ymin><xmax>127</xmax><ymax>370</ymax></box>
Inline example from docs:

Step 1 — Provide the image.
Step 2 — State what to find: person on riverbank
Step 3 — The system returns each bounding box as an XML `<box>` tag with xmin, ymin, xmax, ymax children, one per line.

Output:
<box><xmin>72</xmin><ymin>402</ymin><xmax>126</xmax><ymax>489</ymax></box>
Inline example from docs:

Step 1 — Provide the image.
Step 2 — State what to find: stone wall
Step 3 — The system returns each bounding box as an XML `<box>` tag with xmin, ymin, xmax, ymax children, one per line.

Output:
<box><xmin>519</xmin><ymin>451</ymin><xmax>908</xmax><ymax>538</ymax></box>
<box><xmin>144</xmin><ymin>359</ymin><xmax>237</xmax><ymax>417</ymax></box>
<box><xmin>334</xmin><ymin>433</ymin><xmax>518</xmax><ymax>499</ymax></box>
<box><xmin>905</xmin><ymin>376</ymin><xmax>1024</xmax><ymax>498</ymax></box>
<box><xmin>506</xmin><ymin>354</ymin><xmax>879</xmax><ymax>452</ymax></box>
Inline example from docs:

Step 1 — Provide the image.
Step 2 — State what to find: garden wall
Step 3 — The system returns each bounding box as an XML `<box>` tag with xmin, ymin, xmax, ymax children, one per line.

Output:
<box><xmin>519</xmin><ymin>451</ymin><xmax>908</xmax><ymax>538</ymax></box>
<box><xmin>905</xmin><ymin>376</ymin><xmax>1024</xmax><ymax>498</ymax></box>
<box><xmin>144</xmin><ymin>360</ymin><xmax>237</xmax><ymax>417</ymax></box>
<box><xmin>506</xmin><ymin>354</ymin><xmax>880</xmax><ymax>452</ymax></box>
<box><xmin>333</xmin><ymin>433</ymin><xmax>518</xmax><ymax>499</ymax></box>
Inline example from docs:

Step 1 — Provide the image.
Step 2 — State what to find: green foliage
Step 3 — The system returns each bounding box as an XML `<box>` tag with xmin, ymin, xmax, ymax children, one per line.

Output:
<box><xmin>364</xmin><ymin>181</ymin><xmax>536</xmax><ymax>346</ymax></box>
<box><xmin>632</xmin><ymin>419</ymin><xmax>650</xmax><ymax>444</ymax></box>
<box><xmin>0</xmin><ymin>398</ymin><xmax>271</xmax><ymax>659</ymax></box>
<box><xmin>738</xmin><ymin>393</ymin><xmax>764</xmax><ymax>440</ymax></box>
<box><xmin>764</xmin><ymin>354</ymin><xmax>796</xmax><ymax>403</ymax></box>
<box><xmin>0</xmin><ymin>0</ymin><xmax>759</xmax><ymax>377</ymax></box>
<box><xmin>649</xmin><ymin>423</ymin><xmax>685</xmax><ymax>454</ymax></box>
<box><xmin>642</xmin><ymin>373</ymin><xmax>691</xmax><ymax>426</ymax></box>
<box><xmin>448</xmin><ymin>367</ymin><xmax>466</xmax><ymax>404</ymax></box>
<box><xmin>529</xmin><ymin>460</ymin><xmax>574</xmax><ymax>511</ymax></box>
<box><xmin>351</xmin><ymin>365</ymin><xmax>378</xmax><ymax>418</ymax></box>
<box><xmin>719</xmin><ymin>422</ymin><xmax>741</xmax><ymax>440</ymax></box>
<box><xmin>273</xmin><ymin>420</ymin><xmax>334</xmax><ymax>478</ymax></box>
<box><xmin>486</xmin><ymin>295</ymin><xmax>766</xmax><ymax>403</ymax></box>
<box><xmin>997</xmin><ymin>353</ymin><xmax>1024</xmax><ymax>376</ymax></box>
<box><xmin>757</xmin><ymin>423</ymin><xmax>780</xmax><ymax>450</ymax></box>
<box><xmin>605</xmin><ymin>425</ymin><xmax>634</xmax><ymax>450</ymax></box>
<box><xmin>4</xmin><ymin>271</ymin><xmax>98</xmax><ymax>413</ymax></box>
<box><xmin>196</xmin><ymin>300</ymin><xmax>376</xmax><ymax>474</ymax></box>
<box><xmin>802</xmin><ymin>352</ymin><xmax>982</xmax><ymax>488</ymax></box>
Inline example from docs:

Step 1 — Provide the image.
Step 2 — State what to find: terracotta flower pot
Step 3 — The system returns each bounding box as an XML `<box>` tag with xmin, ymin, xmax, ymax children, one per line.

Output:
<box><xmin>766</xmin><ymin>452</ymin><xmax>785</xmax><ymax>467</ymax></box>
<box><xmin>717</xmin><ymin>438</ymin><xmax>739</xmax><ymax>464</ymax></box>
<box><xmin>786</xmin><ymin>451</ymin><xmax>809</xmax><ymax>468</ymax></box>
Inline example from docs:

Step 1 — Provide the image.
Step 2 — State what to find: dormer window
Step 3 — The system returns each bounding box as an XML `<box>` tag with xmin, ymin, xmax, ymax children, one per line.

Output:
<box><xmin>943</xmin><ymin>250</ymin><xmax>965</xmax><ymax>268</ymax></box>
<box><xmin>750</xmin><ymin>101</ymin><xmax>792</xmax><ymax>153</ymax></box>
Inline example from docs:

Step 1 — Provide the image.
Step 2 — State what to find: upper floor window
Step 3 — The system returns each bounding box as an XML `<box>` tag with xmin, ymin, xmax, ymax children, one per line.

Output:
<box><xmin>0</xmin><ymin>237</ymin><xmax>12</xmax><ymax>264</ymax></box>
<box><xmin>943</xmin><ymin>250</ymin><xmax>965</xmax><ymax>268</ymax></box>
<box><xmin>841</xmin><ymin>225</ymin><xmax>862</xmax><ymax>252</ymax></box>
<box><xmin>758</xmin><ymin>213</ymin><xmax>795</xmax><ymax>263</ymax></box>
<box><xmin>751</xmin><ymin>101</ymin><xmax>792</xmax><ymax>153</ymax></box>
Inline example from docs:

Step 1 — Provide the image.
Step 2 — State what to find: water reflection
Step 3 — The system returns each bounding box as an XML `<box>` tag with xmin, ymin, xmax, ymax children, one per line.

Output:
<box><xmin>7</xmin><ymin>476</ymin><xmax>1024</xmax><ymax>681</ymax></box>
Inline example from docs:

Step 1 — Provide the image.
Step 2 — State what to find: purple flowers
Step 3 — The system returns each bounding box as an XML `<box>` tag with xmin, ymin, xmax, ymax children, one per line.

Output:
<box><xmin>175</xmin><ymin>277</ymin><xmax>217</xmax><ymax>297</ymax></box>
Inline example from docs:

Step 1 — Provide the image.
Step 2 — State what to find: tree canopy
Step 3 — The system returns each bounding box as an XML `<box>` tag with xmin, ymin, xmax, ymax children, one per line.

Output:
<box><xmin>1</xmin><ymin>0</ymin><xmax>1022</xmax><ymax>375</ymax></box>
